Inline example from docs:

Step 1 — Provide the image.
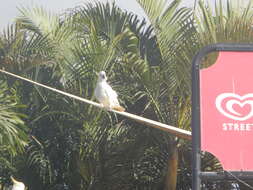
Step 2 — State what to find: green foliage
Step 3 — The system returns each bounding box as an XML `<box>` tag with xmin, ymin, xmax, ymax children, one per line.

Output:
<box><xmin>0</xmin><ymin>80</ymin><xmax>27</xmax><ymax>155</ymax></box>
<box><xmin>0</xmin><ymin>80</ymin><xmax>27</xmax><ymax>187</ymax></box>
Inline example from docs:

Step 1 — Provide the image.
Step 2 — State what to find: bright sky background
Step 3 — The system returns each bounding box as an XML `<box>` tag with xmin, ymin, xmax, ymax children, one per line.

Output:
<box><xmin>0</xmin><ymin>0</ymin><xmax>195</xmax><ymax>29</ymax></box>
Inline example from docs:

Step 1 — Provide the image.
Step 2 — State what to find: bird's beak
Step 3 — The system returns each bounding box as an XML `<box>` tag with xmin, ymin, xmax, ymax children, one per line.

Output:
<box><xmin>95</xmin><ymin>71</ymin><xmax>99</xmax><ymax>76</ymax></box>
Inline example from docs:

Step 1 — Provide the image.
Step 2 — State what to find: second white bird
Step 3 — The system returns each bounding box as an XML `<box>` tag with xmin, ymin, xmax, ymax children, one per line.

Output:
<box><xmin>11</xmin><ymin>176</ymin><xmax>25</xmax><ymax>190</ymax></box>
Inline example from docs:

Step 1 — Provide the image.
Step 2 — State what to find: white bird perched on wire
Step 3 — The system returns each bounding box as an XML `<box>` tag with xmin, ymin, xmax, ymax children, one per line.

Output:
<box><xmin>95</xmin><ymin>71</ymin><xmax>125</xmax><ymax>112</ymax></box>
<box><xmin>11</xmin><ymin>176</ymin><xmax>25</xmax><ymax>190</ymax></box>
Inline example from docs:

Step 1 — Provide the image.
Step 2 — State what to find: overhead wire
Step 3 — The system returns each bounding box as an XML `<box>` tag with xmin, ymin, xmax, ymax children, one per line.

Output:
<box><xmin>0</xmin><ymin>69</ymin><xmax>192</xmax><ymax>140</ymax></box>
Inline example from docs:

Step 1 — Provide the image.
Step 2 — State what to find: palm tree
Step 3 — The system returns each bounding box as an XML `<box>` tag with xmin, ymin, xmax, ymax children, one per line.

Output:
<box><xmin>11</xmin><ymin>3</ymin><xmax>155</xmax><ymax>189</ymax></box>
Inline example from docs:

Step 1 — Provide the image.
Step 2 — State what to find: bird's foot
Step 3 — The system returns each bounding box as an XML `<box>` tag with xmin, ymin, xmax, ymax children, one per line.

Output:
<box><xmin>100</xmin><ymin>104</ymin><xmax>112</xmax><ymax>111</ymax></box>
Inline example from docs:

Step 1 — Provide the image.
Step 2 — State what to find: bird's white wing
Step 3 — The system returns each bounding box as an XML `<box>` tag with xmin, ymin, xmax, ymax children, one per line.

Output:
<box><xmin>12</xmin><ymin>183</ymin><xmax>25</xmax><ymax>190</ymax></box>
<box><xmin>104</xmin><ymin>83</ymin><xmax>120</xmax><ymax>105</ymax></box>
<box><xmin>104</xmin><ymin>84</ymin><xmax>125</xmax><ymax>111</ymax></box>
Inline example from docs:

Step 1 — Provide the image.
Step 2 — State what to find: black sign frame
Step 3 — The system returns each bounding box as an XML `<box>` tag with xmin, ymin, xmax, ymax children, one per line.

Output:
<box><xmin>191</xmin><ymin>43</ymin><xmax>253</xmax><ymax>190</ymax></box>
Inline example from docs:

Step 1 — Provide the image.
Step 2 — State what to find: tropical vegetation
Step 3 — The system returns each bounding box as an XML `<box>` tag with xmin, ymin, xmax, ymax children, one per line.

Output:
<box><xmin>0</xmin><ymin>0</ymin><xmax>253</xmax><ymax>189</ymax></box>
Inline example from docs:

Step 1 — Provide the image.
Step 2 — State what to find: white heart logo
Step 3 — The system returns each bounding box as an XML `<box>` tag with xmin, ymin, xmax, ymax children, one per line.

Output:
<box><xmin>215</xmin><ymin>93</ymin><xmax>253</xmax><ymax>121</ymax></box>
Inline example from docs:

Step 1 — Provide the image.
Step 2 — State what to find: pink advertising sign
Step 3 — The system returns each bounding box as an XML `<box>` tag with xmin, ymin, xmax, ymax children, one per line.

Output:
<box><xmin>200</xmin><ymin>51</ymin><xmax>253</xmax><ymax>171</ymax></box>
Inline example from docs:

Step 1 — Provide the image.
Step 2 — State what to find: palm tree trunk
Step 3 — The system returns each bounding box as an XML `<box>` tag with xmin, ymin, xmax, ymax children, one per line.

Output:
<box><xmin>164</xmin><ymin>146</ymin><xmax>178</xmax><ymax>190</ymax></box>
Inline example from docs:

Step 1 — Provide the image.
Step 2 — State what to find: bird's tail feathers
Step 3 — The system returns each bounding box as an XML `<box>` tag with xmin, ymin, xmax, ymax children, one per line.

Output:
<box><xmin>112</xmin><ymin>105</ymin><xmax>125</xmax><ymax>112</ymax></box>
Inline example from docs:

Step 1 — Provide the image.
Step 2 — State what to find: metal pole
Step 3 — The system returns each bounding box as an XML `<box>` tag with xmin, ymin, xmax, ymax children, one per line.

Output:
<box><xmin>191</xmin><ymin>53</ymin><xmax>201</xmax><ymax>190</ymax></box>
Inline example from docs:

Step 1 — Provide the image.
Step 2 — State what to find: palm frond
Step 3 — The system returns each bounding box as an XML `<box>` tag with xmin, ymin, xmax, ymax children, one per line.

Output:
<box><xmin>16</xmin><ymin>6</ymin><xmax>60</xmax><ymax>36</ymax></box>
<box><xmin>0</xmin><ymin>80</ymin><xmax>28</xmax><ymax>155</ymax></box>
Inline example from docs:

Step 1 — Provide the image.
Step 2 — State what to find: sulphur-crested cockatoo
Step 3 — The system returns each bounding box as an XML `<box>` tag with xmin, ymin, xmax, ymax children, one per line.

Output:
<box><xmin>95</xmin><ymin>71</ymin><xmax>125</xmax><ymax>111</ymax></box>
<box><xmin>11</xmin><ymin>176</ymin><xmax>25</xmax><ymax>190</ymax></box>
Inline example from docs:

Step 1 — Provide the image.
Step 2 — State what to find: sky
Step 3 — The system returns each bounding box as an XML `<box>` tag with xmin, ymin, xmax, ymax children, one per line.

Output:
<box><xmin>0</xmin><ymin>0</ymin><xmax>194</xmax><ymax>29</ymax></box>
